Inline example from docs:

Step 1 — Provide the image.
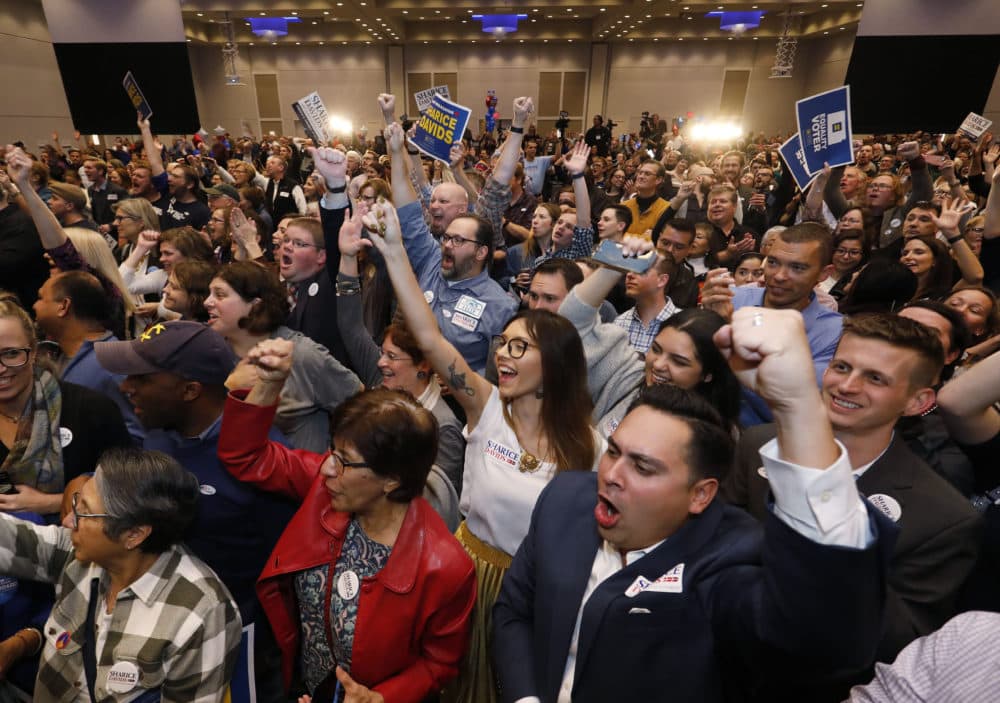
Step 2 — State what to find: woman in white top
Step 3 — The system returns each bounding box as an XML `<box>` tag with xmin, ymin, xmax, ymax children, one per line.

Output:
<box><xmin>347</xmin><ymin>200</ymin><xmax>601</xmax><ymax>703</ymax></box>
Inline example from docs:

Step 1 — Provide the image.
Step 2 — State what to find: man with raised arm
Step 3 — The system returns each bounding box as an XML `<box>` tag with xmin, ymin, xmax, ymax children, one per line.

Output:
<box><xmin>493</xmin><ymin>305</ymin><xmax>895</xmax><ymax>703</ymax></box>
<box><xmin>381</xmin><ymin>100</ymin><xmax>517</xmax><ymax>373</ymax></box>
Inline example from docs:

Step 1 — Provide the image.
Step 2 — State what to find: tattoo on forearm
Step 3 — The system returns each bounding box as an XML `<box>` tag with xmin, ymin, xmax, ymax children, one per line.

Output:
<box><xmin>448</xmin><ymin>360</ymin><xmax>476</xmax><ymax>396</ymax></box>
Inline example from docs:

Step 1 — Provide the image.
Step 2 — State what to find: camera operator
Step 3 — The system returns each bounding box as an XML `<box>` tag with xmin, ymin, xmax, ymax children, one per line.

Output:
<box><xmin>585</xmin><ymin>115</ymin><xmax>613</xmax><ymax>157</ymax></box>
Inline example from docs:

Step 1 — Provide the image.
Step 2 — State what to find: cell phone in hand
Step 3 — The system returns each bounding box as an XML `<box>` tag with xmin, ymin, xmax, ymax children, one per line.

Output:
<box><xmin>593</xmin><ymin>240</ymin><xmax>656</xmax><ymax>274</ymax></box>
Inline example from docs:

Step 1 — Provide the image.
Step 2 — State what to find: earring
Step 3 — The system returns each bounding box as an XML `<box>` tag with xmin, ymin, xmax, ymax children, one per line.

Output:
<box><xmin>535</xmin><ymin>387</ymin><xmax>544</xmax><ymax>399</ymax></box>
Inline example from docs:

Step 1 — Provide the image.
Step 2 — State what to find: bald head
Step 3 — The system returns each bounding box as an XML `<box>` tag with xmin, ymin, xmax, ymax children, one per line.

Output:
<box><xmin>428</xmin><ymin>182</ymin><xmax>469</xmax><ymax>236</ymax></box>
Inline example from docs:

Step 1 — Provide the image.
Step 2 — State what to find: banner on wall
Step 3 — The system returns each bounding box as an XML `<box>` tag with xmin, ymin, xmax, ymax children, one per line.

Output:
<box><xmin>411</xmin><ymin>93</ymin><xmax>471</xmax><ymax>163</ymax></box>
<box><xmin>291</xmin><ymin>91</ymin><xmax>332</xmax><ymax>145</ymax></box>
<box><xmin>414</xmin><ymin>85</ymin><xmax>452</xmax><ymax>113</ymax></box>
<box><xmin>122</xmin><ymin>71</ymin><xmax>153</xmax><ymax>121</ymax></box>
<box><xmin>795</xmin><ymin>86</ymin><xmax>853</xmax><ymax>174</ymax></box>
<box><xmin>778</xmin><ymin>134</ymin><xmax>816</xmax><ymax>191</ymax></box>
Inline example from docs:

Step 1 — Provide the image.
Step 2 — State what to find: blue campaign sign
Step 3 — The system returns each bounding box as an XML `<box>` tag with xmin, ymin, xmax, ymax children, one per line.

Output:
<box><xmin>795</xmin><ymin>86</ymin><xmax>853</xmax><ymax>174</ymax></box>
<box><xmin>779</xmin><ymin>134</ymin><xmax>816</xmax><ymax>192</ymax></box>
<box><xmin>122</xmin><ymin>71</ymin><xmax>153</xmax><ymax>121</ymax></box>
<box><xmin>411</xmin><ymin>93</ymin><xmax>471</xmax><ymax>163</ymax></box>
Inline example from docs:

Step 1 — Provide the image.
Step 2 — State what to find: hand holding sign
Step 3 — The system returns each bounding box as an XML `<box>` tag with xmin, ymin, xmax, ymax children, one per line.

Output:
<box><xmin>449</xmin><ymin>141</ymin><xmax>466</xmax><ymax>169</ymax></box>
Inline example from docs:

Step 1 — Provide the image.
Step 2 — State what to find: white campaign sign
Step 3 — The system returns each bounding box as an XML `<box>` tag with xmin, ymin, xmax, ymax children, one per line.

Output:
<box><xmin>414</xmin><ymin>85</ymin><xmax>452</xmax><ymax>113</ymax></box>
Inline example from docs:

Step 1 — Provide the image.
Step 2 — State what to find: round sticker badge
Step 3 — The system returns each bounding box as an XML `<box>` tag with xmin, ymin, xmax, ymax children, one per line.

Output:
<box><xmin>423</xmin><ymin>290</ymin><xmax>435</xmax><ymax>304</ymax></box>
<box><xmin>867</xmin><ymin>494</ymin><xmax>902</xmax><ymax>522</ymax></box>
<box><xmin>59</xmin><ymin>427</ymin><xmax>73</xmax><ymax>448</ymax></box>
<box><xmin>106</xmin><ymin>661</ymin><xmax>141</xmax><ymax>693</ymax></box>
<box><xmin>889</xmin><ymin>218</ymin><xmax>902</xmax><ymax>229</ymax></box>
<box><xmin>199</xmin><ymin>484</ymin><xmax>217</xmax><ymax>496</ymax></box>
<box><xmin>308</xmin><ymin>282</ymin><xmax>320</xmax><ymax>297</ymax></box>
<box><xmin>337</xmin><ymin>570</ymin><xmax>360</xmax><ymax>600</ymax></box>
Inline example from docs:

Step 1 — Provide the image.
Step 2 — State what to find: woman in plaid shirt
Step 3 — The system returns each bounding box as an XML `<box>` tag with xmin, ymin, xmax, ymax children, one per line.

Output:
<box><xmin>0</xmin><ymin>447</ymin><xmax>242</xmax><ymax>702</ymax></box>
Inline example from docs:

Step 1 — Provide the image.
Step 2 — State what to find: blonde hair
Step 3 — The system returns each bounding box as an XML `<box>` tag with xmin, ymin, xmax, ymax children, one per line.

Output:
<box><xmin>63</xmin><ymin>228</ymin><xmax>135</xmax><ymax>315</ymax></box>
<box><xmin>0</xmin><ymin>299</ymin><xmax>37</xmax><ymax>349</ymax></box>
<box><xmin>112</xmin><ymin>198</ymin><xmax>160</xmax><ymax>233</ymax></box>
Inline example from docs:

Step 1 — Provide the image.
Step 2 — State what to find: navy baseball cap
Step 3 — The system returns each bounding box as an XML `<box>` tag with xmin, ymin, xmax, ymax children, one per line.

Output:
<box><xmin>95</xmin><ymin>321</ymin><xmax>238</xmax><ymax>386</ymax></box>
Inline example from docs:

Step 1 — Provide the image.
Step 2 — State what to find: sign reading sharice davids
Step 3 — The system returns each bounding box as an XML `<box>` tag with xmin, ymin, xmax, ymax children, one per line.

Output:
<box><xmin>411</xmin><ymin>93</ymin><xmax>471</xmax><ymax>163</ymax></box>
<box><xmin>414</xmin><ymin>85</ymin><xmax>452</xmax><ymax>113</ymax></box>
<box><xmin>795</xmin><ymin>86</ymin><xmax>853</xmax><ymax>175</ymax></box>
<box><xmin>778</xmin><ymin>134</ymin><xmax>816</xmax><ymax>191</ymax></box>
<box><xmin>291</xmin><ymin>91</ymin><xmax>332</xmax><ymax>146</ymax></box>
<box><xmin>123</xmin><ymin>71</ymin><xmax>153</xmax><ymax>121</ymax></box>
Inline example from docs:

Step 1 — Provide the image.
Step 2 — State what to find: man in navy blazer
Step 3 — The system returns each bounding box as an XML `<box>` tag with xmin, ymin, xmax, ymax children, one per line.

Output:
<box><xmin>494</xmin><ymin>307</ymin><xmax>897</xmax><ymax>703</ymax></box>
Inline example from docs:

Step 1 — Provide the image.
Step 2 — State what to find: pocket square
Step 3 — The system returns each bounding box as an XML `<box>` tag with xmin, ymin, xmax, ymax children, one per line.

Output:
<box><xmin>628</xmin><ymin>607</ymin><xmax>652</xmax><ymax>615</ymax></box>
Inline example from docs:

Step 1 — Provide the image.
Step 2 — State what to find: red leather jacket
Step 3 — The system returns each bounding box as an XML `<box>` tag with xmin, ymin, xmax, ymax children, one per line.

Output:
<box><xmin>218</xmin><ymin>393</ymin><xmax>476</xmax><ymax>702</ymax></box>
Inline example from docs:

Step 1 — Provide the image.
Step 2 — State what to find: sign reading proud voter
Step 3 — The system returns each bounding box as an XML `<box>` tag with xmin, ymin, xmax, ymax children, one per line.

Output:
<box><xmin>795</xmin><ymin>86</ymin><xmax>853</xmax><ymax>174</ymax></box>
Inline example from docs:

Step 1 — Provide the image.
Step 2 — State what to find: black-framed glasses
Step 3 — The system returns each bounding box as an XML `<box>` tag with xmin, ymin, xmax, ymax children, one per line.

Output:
<box><xmin>966</xmin><ymin>227</ymin><xmax>985</xmax><ymax>234</ymax></box>
<box><xmin>834</xmin><ymin>248</ymin><xmax>863</xmax><ymax>257</ymax></box>
<box><xmin>492</xmin><ymin>335</ymin><xmax>537</xmax><ymax>359</ymax></box>
<box><xmin>378</xmin><ymin>347</ymin><xmax>412</xmax><ymax>362</ymax></box>
<box><xmin>71</xmin><ymin>492</ymin><xmax>111</xmax><ymax>530</ymax></box>
<box><xmin>329</xmin><ymin>451</ymin><xmax>370</xmax><ymax>475</ymax></box>
<box><xmin>440</xmin><ymin>233</ymin><xmax>481</xmax><ymax>248</ymax></box>
<box><xmin>112</xmin><ymin>214</ymin><xmax>140</xmax><ymax>223</ymax></box>
<box><xmin>0</xmin><ymin>348</ymin><xmax>31</xmax><ymax>369</ymax></box>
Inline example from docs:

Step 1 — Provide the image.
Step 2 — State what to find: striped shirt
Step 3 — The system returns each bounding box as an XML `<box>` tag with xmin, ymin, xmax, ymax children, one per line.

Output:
<box><xmin>0</xmin><ymin>513</ymin><xmax>241</xmax><ymax>703</ymax></box>
<box><xmin>848</xmin><ymin>611</ymin><xmax>1000</xmax><ymax>702</ymax></box>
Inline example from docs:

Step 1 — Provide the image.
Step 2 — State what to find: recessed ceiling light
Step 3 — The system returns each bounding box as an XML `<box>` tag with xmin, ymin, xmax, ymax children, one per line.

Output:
<box><xmin>423</xmin><ymin>40</ymin><xmax>428</xmax><ymax>44</ymax></box>
<box><xmin>567</xmin><ymin>38</ymin><xmax>573</xmax><ymax>42</ymax></box>
<box><xmin>271</xmin><ymin>41</ymin><xmax>277</xmax><ymax>45</ymax></box>
<box><xmin>311</xmin><ymin>21</ymin><xmax>317</xmax><ymax>24</ymax></box>
<box><xmin>402</xmin><ymin>9</ymin><xmax>407</xmax><ymax>13</ymax></box>
<box><xmin>600</xmin><ymin>7</ymin><xmax>606</xmax><ymax>11</ymax></box>
<box><xmin>295</xmin><ymin>41</ymin><xmax>301</xmax><ymax>45</ymax></box>
<box><xmin>249</xmin><ymin>41</ymin><xmax>254</xmax><ymax>45</ymax></box>
<box><xmin>653</xmin><ymin>37</ymin><xmax>659</xmax><ymax>41</ymax></box>
<box><xmin>186</xmin><ymin>38</ymin><xmax>191</xmax><ymax>42</ymax></box>
<box><xmin>342</xmin><ymin>41</ymin><xmax>347</xmax><ymax>44</ymax></box>
<box><xmin>543</xmin><ymin>39</ymin><xmax>548</xmax><ymax>43</ymax></box>
<box><xmin>291</xmin><ymin>11</ymin><xmax>297</xmax><ymax>16</ymax></box>
<box><xmin>519</xmin><ymin>39</ymin><xmax>524</xmax><ymax>42</ymax></box>
<box><xmin>259</xmin><ymin>12</ymin><xmax>265</xmax><ymax>16</ymax></box>
<box><xmin>196</xmin><ymin>12</ymin><xmax>203</xmax><ymax>17</ymax></box>
<box><xmin>435</xmin><ymin>9</ymin><xmax>441</xmax><ymax>13</ymax></box>
<box><xmin>824</xmin><ymin>30</ymin><xmax>829</xmax><ymax>34</ymax></box>
<box><xmin>323</xmin><ymin>10</ymin><xmax>329</xmax><ymax>15</ymax></box>
<box><xmin>531</xmin><ymin>18</ymin><xmax>536</xmax><ymax>22</ymax></box>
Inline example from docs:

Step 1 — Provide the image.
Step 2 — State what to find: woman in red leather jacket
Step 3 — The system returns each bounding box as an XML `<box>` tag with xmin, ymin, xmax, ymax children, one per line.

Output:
<box><xmin>217</xmin><ymin>337</ymin><xmax>476</xmax><ymax>702</ymax></box>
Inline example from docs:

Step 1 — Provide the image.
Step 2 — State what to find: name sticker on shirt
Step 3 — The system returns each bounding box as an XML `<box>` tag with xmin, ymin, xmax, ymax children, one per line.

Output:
<box><xmin>106</xmin><ymin>661</ymin><xmax>140</xmax><ymax>693</ymax></box>
<box><xmin>625</xmin><ymin>575</ymin><xmax>652</xmax><ymax>598</ymax></box>
<box><xmin>107</xmin><ymin>194</ymin><xmax>118</xmax><ymax>201</ymax></box>
<box><xmin>454</xmin><ymin>295</ymin><xmax>486</xmax><ymax>320</ymax></box>
<box><xmin>280</xmin><ymin>191</ymin><xmax>290</xmax><ymax>197</ymax></box>
<box><xmin>450</xmin><ymin>310</ymin><xmax>479</xmax><ymax>332</ymax></box>
<box><xmin>647</xmin><ymin>563</ymin><xmax>684</xmax><ymax>594</ymax></box>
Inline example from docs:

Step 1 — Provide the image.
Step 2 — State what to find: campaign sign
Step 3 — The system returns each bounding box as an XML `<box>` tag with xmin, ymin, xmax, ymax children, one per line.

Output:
<box><xmin>122</xmin><ymin>71</ymin><xmax>153</xmax><ymax>121</ymax></box>
<box><xmin>795</xmin><ymin>85</ymin><xmax>853</xmax><ymax>174</ymax></box>
<box><xmin>291</xmin><ymin>91</ymin><xmax>332</xmax><ymax>146</ymax></box>
<box><xmin>779</xmin><ymin>134</ymin><xmax>817</xmax><ymax>191</ymax></box>
<box><xmin>414</xmin><ymin>85</ymin><xmax>452</xmax><ymax>113</ymax></box>
<box><xmin>958</xmin><ymin>112</ymin><xmax>992</xmax><ymax>141</ymax></box>
<box><xmin>411</xmin><ymin>93</ymin><xmax>471</xmax><ymax>163</ymax></box>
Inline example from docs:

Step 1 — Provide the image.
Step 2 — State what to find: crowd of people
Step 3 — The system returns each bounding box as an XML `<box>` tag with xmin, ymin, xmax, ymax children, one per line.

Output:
<box><xmin>0</xmin><ymin>86</ymin><xmax>999</xmax><ymax>703</ymax></box>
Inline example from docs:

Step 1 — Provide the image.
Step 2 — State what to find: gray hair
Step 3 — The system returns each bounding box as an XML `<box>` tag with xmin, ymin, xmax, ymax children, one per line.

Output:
<box><xmin>95</xmin><ymin>448</ymin><xmax>200</xmax><ymax>553</ymax></box>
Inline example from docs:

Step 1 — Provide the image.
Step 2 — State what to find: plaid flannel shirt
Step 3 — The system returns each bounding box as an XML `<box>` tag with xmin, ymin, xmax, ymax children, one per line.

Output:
<box><xmin>0</xmin><ymin>513</ymin><xmax>241</xmax><ymax>703</ymax></box>
<box><xmin>614</xmin><ymin>298</ymin><xmax>681</xmax><ymax>354</ymax></box>
<box><xmin>474</xmin><ymin>176</ymin><xmax>511</xmax><ymax>251</ymax></box>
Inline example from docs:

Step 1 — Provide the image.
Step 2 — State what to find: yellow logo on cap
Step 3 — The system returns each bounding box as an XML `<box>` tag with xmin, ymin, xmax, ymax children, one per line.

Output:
<box><xmin>139</xmin><ymin>323</ymin><xmax>166</xmax><ymax>342</ymax></box>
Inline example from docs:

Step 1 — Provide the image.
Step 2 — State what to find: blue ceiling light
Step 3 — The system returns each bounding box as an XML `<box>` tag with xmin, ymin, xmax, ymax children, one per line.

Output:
<box><xmin>471</xmin><ymin>14</ymin><xmax>528</xmax><ymax>38</ymax></box>
<box><xmin>245</xmin><ymin>16</ymin><xmax>301</xmax><ymax>38</ymax></box>
<box><xmin>705</xmin><ymin>10</ymin><xmax>764</xmax><ymax>32</ymax></box>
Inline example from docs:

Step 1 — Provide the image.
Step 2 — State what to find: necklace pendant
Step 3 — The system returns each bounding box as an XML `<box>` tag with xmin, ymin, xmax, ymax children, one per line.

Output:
<box><xmin>518</xmin><ymin>451</ymin><xmax>540</xmax><ymax>473</ymax></box>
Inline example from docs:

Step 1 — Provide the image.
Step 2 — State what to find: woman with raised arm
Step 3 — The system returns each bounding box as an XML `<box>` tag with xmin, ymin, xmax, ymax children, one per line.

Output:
<box><xmin>348</xmin><ymin>187</ymin><xmax>601</xmax><ymax>703</ymax></box>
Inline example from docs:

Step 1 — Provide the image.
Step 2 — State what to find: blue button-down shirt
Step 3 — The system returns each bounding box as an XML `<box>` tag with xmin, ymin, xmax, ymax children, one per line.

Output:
<box><xmin>732</xmin><ymin>286</ymin><xmax>843</xmax><ymax>425</ymax></box>
<box><xmin>399</xmin><ymin>201</ymin><xmax>518</xmax><ymax>373</ymax></box>
<box><xmin>63</xmin><ymin>331</ymin><xmax>144</xmax><ymax>444</ymax></box>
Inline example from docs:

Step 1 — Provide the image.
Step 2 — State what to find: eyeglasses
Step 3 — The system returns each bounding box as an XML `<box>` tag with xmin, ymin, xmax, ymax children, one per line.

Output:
<box><xmin>933</xmin><ymin>189</ymin><xmax>951</xmax><ymax>197</ymax></box>
<box><xmin>966</xmin><ymin>227</ymin><xmax>985</xmax><ymax>234</ymax></box>
<box><xmin>210</xmin><ymin>217</ymin><xmax>227</xmax><ymax>225</ymax></box>
<box><xmin>329</xmin><ymin>451</ymin><xmax>370</xmax><ymax>475</ymax></box>
<box><xmin>0</xmin><ymin>348</ymin><xmax>31</xmax><ymax>369</ymax></box>
<box><xmin>113</xmin><ymin>214</ymin><xmax>139</xmax><ymax>223</ymax></box>
<box><xmin>378</xmin><ymin>347</ymin><xmax>412</xmax><ymax>362</ymax></box>
<box><xmin>360</xmin><ymin>194</ymin><xmax>377</xmax><ymax>202</ymax></box>
<box><xmin>834</xmin><ymin>248</ymin><xmax>863</xmax><ymax>257</ymax></box>
<box><xmin>282</xmin><ymin>236</ymin><xmax>320</xmax><ymax>250</ymax></box>
<box><xmin>493</xmin><ymin>335</ymin><xmax>537</xmax><ymax>359</ymax></box>
<box><xmin>71</xmin><ymin>492</ymin><xmax>111</xmax><ymax>530</ymax></box>
<box><xmin>868</xmin><ymin>183</ymin><xmax>894</xmax><ymax>191</ymax></box>
<box><xmin>440</xmin><ymin>233</ymin><xmax>481</xmax><ymax>248</ymax></box>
